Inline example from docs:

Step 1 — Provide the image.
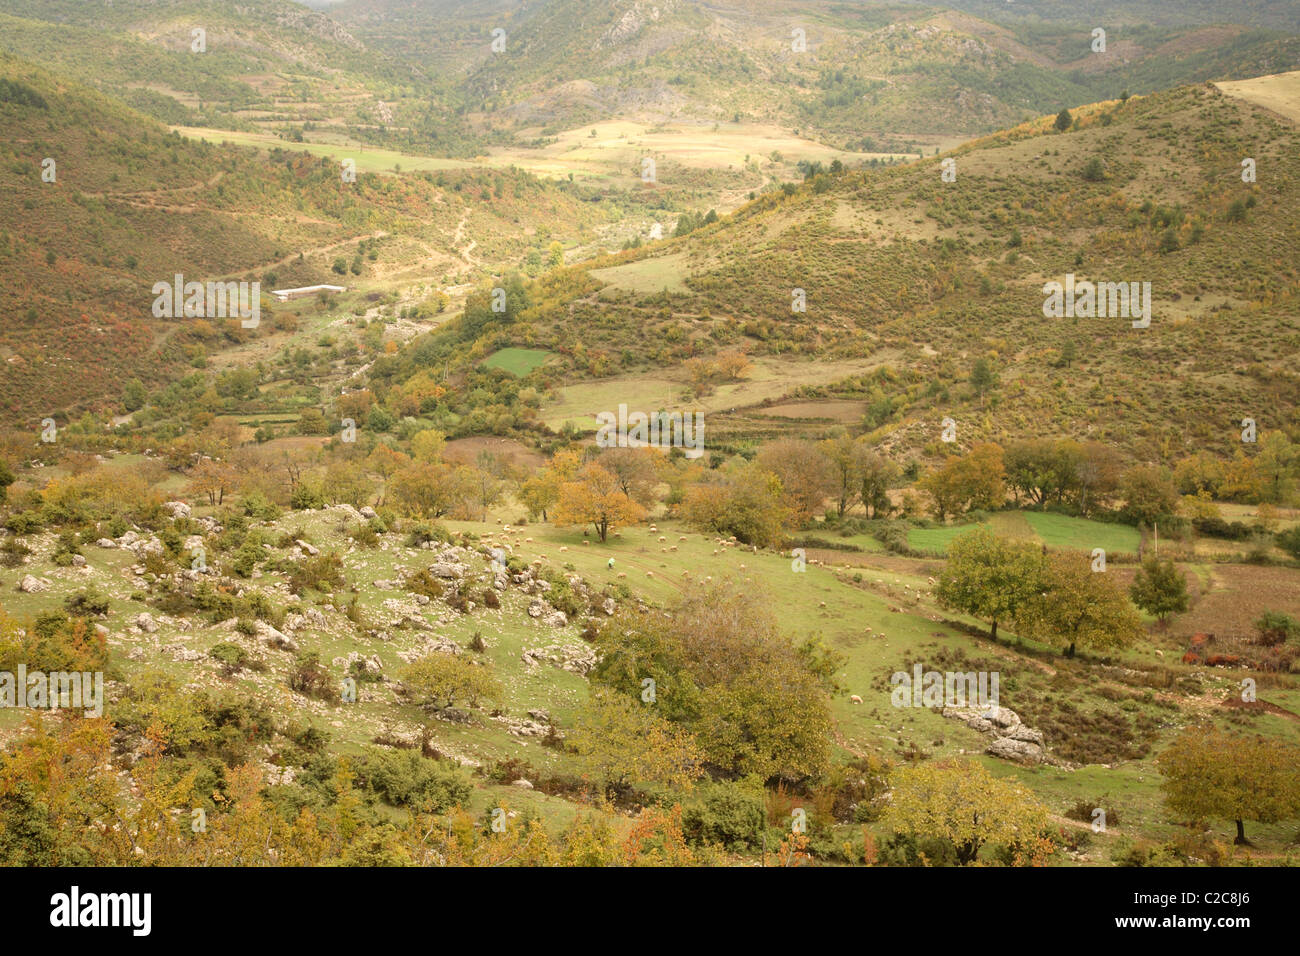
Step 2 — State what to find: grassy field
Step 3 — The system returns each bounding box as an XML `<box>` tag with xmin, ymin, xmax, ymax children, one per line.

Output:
<box><xmin>909</xmin><ymin>512</ymin><xmax>1142</xmax><ymax>556</ymax></box>
<box><xmin>481</xmin><ymin>348</ymin><xmax>555</xmax><ymax>376</ymax></box>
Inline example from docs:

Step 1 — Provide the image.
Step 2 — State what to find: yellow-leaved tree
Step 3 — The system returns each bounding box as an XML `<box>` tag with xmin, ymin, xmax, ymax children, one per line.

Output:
<box><xmin>884</xmin><ymin>759</ymin><xmax>1052</xmax><ymax>865</ymax></box>
<box><xmin>553</xmin><ymin>462</ymin><xmax>646</xmax><ymax>542</ymax></box>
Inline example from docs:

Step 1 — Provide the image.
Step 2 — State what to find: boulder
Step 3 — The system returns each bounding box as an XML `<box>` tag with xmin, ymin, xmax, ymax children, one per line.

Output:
<box><xmin>986</xmin><ymin>736</ymin><xmax>1046</xmax><ymax>764</ymax></box>
<box><xmin>135</xmin><ymin>613</ymin><xmax>158</xmax><ymax>633</ymax></box>
<box><xmin>96</xmin><ymin>538</ymin><xmax>117</xmax><ymax>549</ymax></box>
<box><xmin>255</xmin><ymin>621</ymin><xmax>298</xmax><ymax>652</ymax></box>
<box><xmin>162</xmin><ymin>501</ymin><xmax>191</xmax><ymax>519</ymax></box>
<box><xmin>18</xmin><ymin>574</ymin><xmax>49</xmax><ymax>593</ymax></box>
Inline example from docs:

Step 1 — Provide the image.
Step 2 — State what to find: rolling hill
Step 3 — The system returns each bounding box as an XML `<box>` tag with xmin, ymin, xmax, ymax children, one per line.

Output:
<box><xmin>390</xmin><ymin>80</ymin><xmax>1300</xmax><ymax>465</ymax></box>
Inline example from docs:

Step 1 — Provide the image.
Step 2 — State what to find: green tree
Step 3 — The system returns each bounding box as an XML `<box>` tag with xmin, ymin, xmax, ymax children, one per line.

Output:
<box><xmin>590</xmin><ymin>585</ymin><xmax>838</xmax><ymax>783</ymax></box>
<box><xmin>969</xmin><ymin>358</ymin><xmax>998</xmax><ymax>407</ymax></box>
<box><xmin>1159</xmin><ymin>726</ymin><xmax>1300</xmax><ymax>844</ymax></box>
<box><xmin>936</xmin><ymin>527</ymin><xmax>1045</xmax><ymax>640</ymax></box>
<box><xmin>1017</xmin><ymin>552</ymin><xmax>1144</xmax><ymax>657</ymax></box>
<box><xmin>402</xmin><ymin>653</ymin><xmax>502</xmax><ymax>713</ymax></box>
<box><xmin>122</xmin><ymin>379</ymin><xmax>147</xmax><ymax>412</ymax></box>
<box><xmin>1120</xmin><ymin>465</ymin><xmax>1179</xmax><ymax>526</ymax></box>
<box><xmin>1054</xmin><ymin>108</ymin><xmax>1073</xmax><ymax>132</ymax></box>
<box><xmin>1128</xmin><ymin>556</ymin><xmax>1189</xmax><ymax>624</ymax></box>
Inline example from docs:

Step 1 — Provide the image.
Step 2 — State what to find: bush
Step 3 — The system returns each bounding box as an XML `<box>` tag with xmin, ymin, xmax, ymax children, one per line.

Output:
<box><xmin>1065</xmin><ymin>798</ymin><xmax>1120</xmax><ymax>828</ymax></box>
<box><xmin>682</xmin><ymin>781</ymin><xmax>766</xmax><ymax>850</ymax></box>
<box><xmin>5</xmin><ymin>511</ymin><xmax>43</xmax><ymax>534</ymax></box>
<box><xmin>878</xmin><ymin>831</ymin><xmax>960</xmax><ymax>867</ymax></box>
<box><xmin>349</xmin><ymin>523</ymin><xmax>380</xmax><ymax>550</ymax></box>
<box><xmin>0</xmin><ymin>537</ymin><xmax>31</xmax><ymax>568</ymax></box>
<box><xmin>286</xmin><ymin>553</ymin><xmax>346</xmax><ymax>595</ymax></box>
<box><xmin>404</xmin><ymin>522</ymin><xmax>450</xmax><ymax>548</ymax></box>
<box><xmin>63</xmin><ymin>590</ymin><xmax>110</xmax><ymax>617</ymax></box>
<box><xmin>210</xmin><ymin>642</ymin><xmax>250</xmax><ymax>676</ymax></box>
<box><xmin>1255</xmin><ymin>611</ymin><xmax>1300</xmax><ymax>647</ymax></box>
<box><xmin>353</xmin><ymin>749</ymin><xmax>472</xmax><ymax>810</ymax></box>
<box><xmin>288</xmin><ymin>651</ymin><xmax>338</xmax><ymax>702</ymax></box>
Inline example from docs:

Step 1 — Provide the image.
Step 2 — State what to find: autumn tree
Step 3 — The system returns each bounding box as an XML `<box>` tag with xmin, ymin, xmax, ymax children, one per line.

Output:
<box><xmin>569</xmin><ymin>688</ymin><xmax>703</xmax><ymax>795</ymax></box>
<box><xmin>388</xmin><ymin>461</ymin><xmax>465</xmax><ymax>518</ymax></box>
<box><xmin>458</xmin><ymin>450</ymin><xmax>510</xmax><ymax>521</ymax></box>
<box><xmin>598</xmin><ymin>445</ymin><xmax>661</xmax><ymax>507</ymax></box>
<box><xmin>1016</xmin><ymin>552</ymin><xmax>1144</xmax><ymax>657</ymax></box>
<box><xmin>884</xmin><ymin>759</ymin><xmax>1052</xmax><ymax>865</ymax></box>
<box><xmin>936</xmin><ymin>527</ymin><xmax>1046</xmax><ymax>641</ymax></box>
<box><xmin>322</xmin><ymin>459</ymin><xmax>373</xmax><ymax>508</ymax></box>
<box><xmin>1159</xmin><ymin>726</ymin><xmax>1300</xmax><ymax>844</ymax></box>
<box><xmin>186</xmin><ymin>457</ymin><xmax>237</xmax><ymax>506</ymax></box>
<box><xmin>410</xmin><ymin>428</ymin><xmax>446</xmax><ymax>464</ymax></box>
<box><xmin>681</xmin><ymin>461</ymin><xmax>790</xmax><ymax>548</ymax></box>
<box><xmin>1219</xmin><ymin>452</ymin><xmax>1265</xmax><ymax>503</ymax></box>
<box><xmin>920</xmin><ymin>442</ymin><xmax>1005</xmax><ymax>521</ymax></box>
<box><xmin>756</xmin><ymin>438</ymin><xmax>834</xmax><ymax>525</ymax></box>
<box><xmin>365</xmin><ymin>443</ymin><xmax>409</xmax><ymax>505</ymax></box>
<box><xmin>553</xmin><ymin>463</ymin><xmax>647</xmax><ymax>542</ymax></box>
<box><xmin>819</xmin><ymin>433</ymin><xmax>864</xmax><ymax>516</ymax></box>
<box><xmin>518</xmin><ymin>448</ymin><xmax>582</xmax><ymax>522</ymax></box>
<box><xmin>590</xmin><ymin>584</ymin><xmax>838</xmax><ymax>783</ymax></box>
<box><xmin>714</xmin><ymin>349</ymin><xmax>752</xmax><ymax>381</ymax></box>
<box><xmin>1129</xmin><ymin>556</ymin><xmax>1188</xmax><ymax>624</ymax></box>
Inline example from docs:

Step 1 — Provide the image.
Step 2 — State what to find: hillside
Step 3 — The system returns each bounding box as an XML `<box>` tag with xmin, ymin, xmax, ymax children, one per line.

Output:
<box><xmin>2</xmin><ymin>0</ymin><xmax>1300</xmax><ymax>887</ymax></box>
<box><xmin>334</xmin><ymin>0</ymin><xmax>1300</xmax><ymax>149</ymax></box>
<box><xmin>0</xmin><ymin>51</ymin><xmax>611</xmax><ymax>422</ymax></box>
<box><xmin>430</xmin><ymin>82</ymin><xmax>1300</xmax><ymax>464</ymax></box>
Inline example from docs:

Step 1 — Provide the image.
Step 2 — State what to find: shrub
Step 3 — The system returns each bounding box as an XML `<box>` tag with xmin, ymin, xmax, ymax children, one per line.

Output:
<box><xmin>0</xmin><ymin>537</ymin><xmax>31</xmax><ymax>568</ymax></box>
<box><xmin>286</xmin><ymin>553</ymin><xmax>346</xmax><ymax>595</ymax></box>
<box><xmin>682</xmin><ymin>781</ymin><xmax>766</xmax><ymax>850</ymax></box>
<box><xmin>1255</xmin><ymin>611</ymin><xmax>1300</xmax><ymax>646</ymax></box>
<box><xmin>353</xmin><ymin>749</ymin><xmax>472</xmax><ymax>810</ymax></box>
<box><xmin>63</xmin><ymin>590</ymin><xmax>110</xmax><ymax>617</ymax></box>
<box><xmin>404</xmin><ymin>568</ymin><xmax>444</xmax><ymax>599</ymax></box>
<box><xmin>209</xmin><ymin>642</ymin><xmax>250</xmax><ymax>676</ymax></box>
<box><xmin>288</xmin><ymin>651</ymin><xmax>339</xmax><ymax>702</ymax></box>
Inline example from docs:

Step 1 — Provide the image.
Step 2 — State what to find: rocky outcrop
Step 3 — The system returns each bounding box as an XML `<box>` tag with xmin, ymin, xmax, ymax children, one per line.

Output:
<box><xmin>521</xmin><ymin>642</ymin><xmax>595</xmax><ymax>676</ymax></box>
<box><xmin>943</xmin><ymin>704</ymin><xmax>1047</xmax><ymax>764</ymax></box>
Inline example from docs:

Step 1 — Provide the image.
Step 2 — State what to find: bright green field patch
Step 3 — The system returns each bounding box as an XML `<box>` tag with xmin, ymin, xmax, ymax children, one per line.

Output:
<box><xmin>909</xmin><ymin>512</ymin><xmax>1141</xmax><ymax>556</ymax></box>
<box><xmin>1021</xmin><ymin>512</ymin><xmax>1141</xmax><ymax>555</ymax></box>
<box><xmin>481</xmin><ymin>348</ymin><xmax>554</xmax><ymax>376</ymax></box>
